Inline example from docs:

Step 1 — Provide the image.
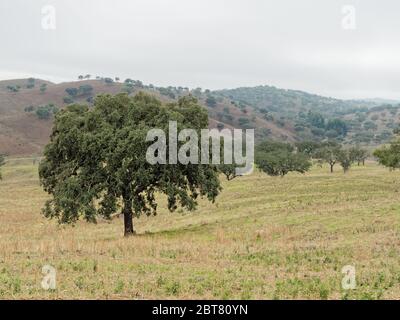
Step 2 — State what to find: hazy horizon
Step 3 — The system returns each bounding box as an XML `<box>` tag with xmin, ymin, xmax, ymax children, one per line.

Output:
<box><xmin>1</xmin><ymin>0</ymin><xmax>400</xmax><ymax>100</ymax></box>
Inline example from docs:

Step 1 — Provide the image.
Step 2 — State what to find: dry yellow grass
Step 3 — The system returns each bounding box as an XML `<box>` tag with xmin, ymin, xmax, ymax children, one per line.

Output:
<box><xmin>1</xmin><ymin>158</ymin><xmax>400</xmax><ymax>299</ymax></box>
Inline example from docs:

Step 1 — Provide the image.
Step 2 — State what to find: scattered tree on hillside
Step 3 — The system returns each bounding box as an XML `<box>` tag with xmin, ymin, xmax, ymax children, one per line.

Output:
<box><xmin>326</xmin><ymin>119</ymin><xmax>348</xmax><ymax>137</ymax></box>
<box><xmin>158</xmin><ymin>87</ymin><xmax>175</xmax><ymax>99</ymax></box>
<box><xmin>78</xmin><ymin>75</ymin><xmax>84</xmax><ymax>80</ymax></box>
<box><xmin>191</xmin><ymin>87</ymin><xmax>202</xmax><ymax>97</ymax></box>
<box><xmin>63</xmin><ymin>96</ymin><xmax>74</xmax><ymax>104</ymax></box>
<box><xmin>84</xmin><ymin>74</ymin><xmax>91</xmax><ymax>79</ymax></box>
<box><xmin>65</xmin><ymin>87</ymin><xmax>79</xmax><ymax>97</ymax></box>
<box><xmin>65</xmin><ymin>85</ymin><xmax>93</xmax><ymax>97</ymax></box>
<box><xmin>7</xmin><ymin>85</ymin><xmax>20</xmax><ymax>92</ymax></box>
<box><xmin>238</xmin><ymin>117</ymin><xmax>251</xmax><ymax>128</ymax></box>
<box><xmin>39</xmin><ymin>93</ymin><xmax>222</xmax><ymax>236</ymax></box>
<box><xmin>363</xmin><ymin>120</ymin><xmax>378</xmax><ymax>131</ymax></box>
<box><xmin>307</xmin><ymin>111</ymin><xmax>325</xmax><ymax>129</ymax></box>
<box><xmin>255</xmin><ymin>141</ymin><xmax>311</xmax><ymax>177</ymax></box>
<box><xmin>40</xmin><ymin>83</ymin><xmax>47</xmax><ymax>94</ymax></box>
<box><xmin>78</xmin><ymin>84</ymin><xmax>93</xmax><ymax>96</ymax></box>
<box><xmin>35</xmin><ymin>104</ymin><xmax>58</xmax><ymax>120</ymax></box>
<box><xmin>122</xmin><ymin>83</ymin><xmax>134</xmax><ymax>94</ymax></box>
<box><xmin>26</xmin><ymin>78</ymin><xmax>35</xmax><ymax>89</ymax></box>
<box><xmin>104</xmin><ymin>77</ymin><xmax>114</xmax><ymax>84</ymax></box>
<box><xmin>206</xmin><ymin>95</ymin><xmax>217</xmax><ymax>108</ymax></box>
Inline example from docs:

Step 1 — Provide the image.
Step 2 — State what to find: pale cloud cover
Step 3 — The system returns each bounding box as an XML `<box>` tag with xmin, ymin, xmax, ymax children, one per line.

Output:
<box><xmin>0</xmin><ymin>0</ymin><xmax>399</xmax><ymax>99</ymax></box>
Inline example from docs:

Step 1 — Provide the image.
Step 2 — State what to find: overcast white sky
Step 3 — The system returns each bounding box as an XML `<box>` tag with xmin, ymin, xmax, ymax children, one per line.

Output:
<box><xmin>0</xmin><ymin>0</ymin><xmax>399</xmax><ymax>99</ymax></box>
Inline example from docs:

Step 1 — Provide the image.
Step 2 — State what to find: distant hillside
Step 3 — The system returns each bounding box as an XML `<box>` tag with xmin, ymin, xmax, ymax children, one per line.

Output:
<box><xmin>212</xmin><ymin>85</ymin><xmax>400</xmax><ymax>145</ymax></box>
<box><xmin>0</xmin><ymin>78</ymin><xmax>297</xmax><ymax>156</ymax></box>
<box><xmin>0</xmin><ymin>78</ymin><xmax>399</xmax><ymax>156</ymax></box>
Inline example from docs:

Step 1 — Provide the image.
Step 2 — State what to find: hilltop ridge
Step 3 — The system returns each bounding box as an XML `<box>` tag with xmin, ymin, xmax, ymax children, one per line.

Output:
<box><xmin>0</xmin><ymin>77</ymin><xmax>399</xmax><ymax>156</ymax></box>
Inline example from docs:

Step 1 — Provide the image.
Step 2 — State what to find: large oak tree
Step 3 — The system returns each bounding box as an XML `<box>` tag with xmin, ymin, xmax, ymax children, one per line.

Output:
<box><xmin>39</xmin><ymin>93</ymin><xmax>221</xmax><ymax>236</ymax></box>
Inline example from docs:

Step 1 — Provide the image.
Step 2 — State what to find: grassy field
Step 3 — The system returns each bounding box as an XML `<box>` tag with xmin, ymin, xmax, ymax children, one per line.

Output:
<box><xmin>1</xmin><ymin>158</ymin><xmax>400</xmax><ymax>299</ymax></box>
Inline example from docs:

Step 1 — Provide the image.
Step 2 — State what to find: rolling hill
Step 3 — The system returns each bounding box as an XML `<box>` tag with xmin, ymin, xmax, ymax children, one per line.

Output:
<box><xmin>0</xmin><ymin>78</ymin><xmax>399</xmax><ymax>156</ymax></box>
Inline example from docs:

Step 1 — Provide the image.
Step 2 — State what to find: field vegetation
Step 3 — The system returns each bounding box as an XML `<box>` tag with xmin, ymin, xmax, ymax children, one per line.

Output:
<box><xmin>1</xmin><ymin>158</ymin><xmax>400</xmax><ymax>299</ymax></box>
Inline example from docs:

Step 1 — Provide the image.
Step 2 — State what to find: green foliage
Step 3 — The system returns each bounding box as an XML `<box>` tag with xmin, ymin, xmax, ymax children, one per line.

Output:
<box><xmin>63</xmin><ymin>96</ymin><xmax>74</xmax><ymax>104</ymax></box>
<box><xmin>65</xmin><ymin>85</ymin><xmax>93</xmax><ymax>97</ymax></box>
<box><xmin>255</xmin><ymin>141</ymin><xmax>311</xmax><ymax>177</ymax></box>
<box><xmin>313</xmin><ymin>142</ymin><xmax>341</xmax><ymax>172</ymax></box>
<box><xmin>39</xmin><ymin>93</ymin><xmax>222</xmax><ymax>236</ymax></box>
<box><xmin>206</xmin><ymin>95</ymin><xmax>217</xmax><ymax>108</ymax></box>
<box><xmin>65</xmin><ymin>87</ymin><xmax>79</xmax><ymax>97</ymax></box>
<box><xmin>295</xmin><ymin>141</ymin><xmax>321</xmax><ymax>156</ymax></box>
<box><xmin>40</xmin><ymin>83</ymin><xmax>47</xmax><ymax>93</ymax></box>
<box><xmin>257</xmin><ymin>141</ymin><xmax>294</xmax><ymax>153</ymax></box>
<box><xmin>307</xmin><ymin>111</ymin><xmax>325</xmax><ymax>128</ymax></box>
<box><xmin>26</xmin><ymin>78</ymin><xmax>35</xmax><ymax>89</ymax></box>
<box><xmin>313</xmin><ymin>142</ymin><xmax>361</xmax><ymax>173</ymax></box>
<box><xmin>86</xmin><ymin>96</ymin><xmax>94</xmax><ymax>104</ymax></box>
<box><xmin>238</xmin><ymin>117</ymin><xmax>251</xmax><ymax>127</ymax></box>
<box><xmin>191</xmin><ymin>88</ymin><xmax>202</xmax><ymax>97</ymax></box>
<box><xmin>218</xmin><ymin>164</ymin><xmax>237</xmax><ymax>181</ymax></box>
<box><xmin>35</xmin><ymin>104</ymin><xmax>59</xmax><ymax>120</ymax></box>
<box><xmin>158</xmin><ymin>87</ymin><xmax>175</xmax><ymax>99</ymax></box>
<box><xmin>374</xmin><ymin>138</ymin><xmax>400</xmax><ymax>170</ymax></box>
<box><xmin>364</xmin><ymin>121</ymin><xmax>378</xmax><ymax>131</ymax></box>
<box><xmin>216</xmin><ymin>123</ymin><xmax>224</xmax><ymax>130</ymax></box>
<box><xmin>326</xmin><ymin>119</ymin><xmax>348</xmax><ymax>137</ymax></box>
<box><xmin>349</xmin><ymin>146</ymin><xmax>368</xmax><ymax>166</ymax></box>
<box><xmin>121</xmin><ymin>83</ymin><xmax>134</xmax><ymax>94</ymax></box>
<box><xmin>336</xmin><ymin>150</ymin><xmax>352</xmax><ymax>173</ymax></box>
<box><xmin>78</xmin><ymin>85</ymin><xmax>93</xmax><ymax>96</ymax></box>
<box><xmin>6</xmin><ymin>85</ymin><xmax>20</xmax><ymax>93</ymax></box>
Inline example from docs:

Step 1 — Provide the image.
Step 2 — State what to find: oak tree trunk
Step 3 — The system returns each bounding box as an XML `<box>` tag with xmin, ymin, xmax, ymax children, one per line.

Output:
<box><xmin>123</xmin><ymin>198</ymin><xmax>135</xmax><ymax>237</ymax></box>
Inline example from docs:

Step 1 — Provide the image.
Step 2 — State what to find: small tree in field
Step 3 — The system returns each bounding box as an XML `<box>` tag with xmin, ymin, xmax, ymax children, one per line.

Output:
<box><xmin>39</xmin><ymin>93</ymin><xmax>221</xmax><ymax>236</ymax></box>
<box><xmin>314</xmin><ymin>144</ymin><xmax>341</xmax><ymax>173</ymax></box>
<box><xmin>255</xmin><ymin>141</ymin><xmax>311</xmax><ymax>177</ymax></box>
<box><xmin>373</xmin><ymin>138</ymin><xmax>400</xmax><ymax>170</ymax></box>
<box><xmin>349</xmin><ymin>146</ymin><xmax>368</xmax><ymax>166</ymax></box>
<box><xmin>218</xmin><ymin>164</ymin><xmax>238</xmax><ymax>181</ymax></box>
<box><xmin>337</xmin><ymin>150</ymin><xmax>352</xmax><ymax>173</ymax></box>
<box><xmin>0</xmin><ymin>155</ymin><xmax>5</xmax><ymax>180</ymax></box>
